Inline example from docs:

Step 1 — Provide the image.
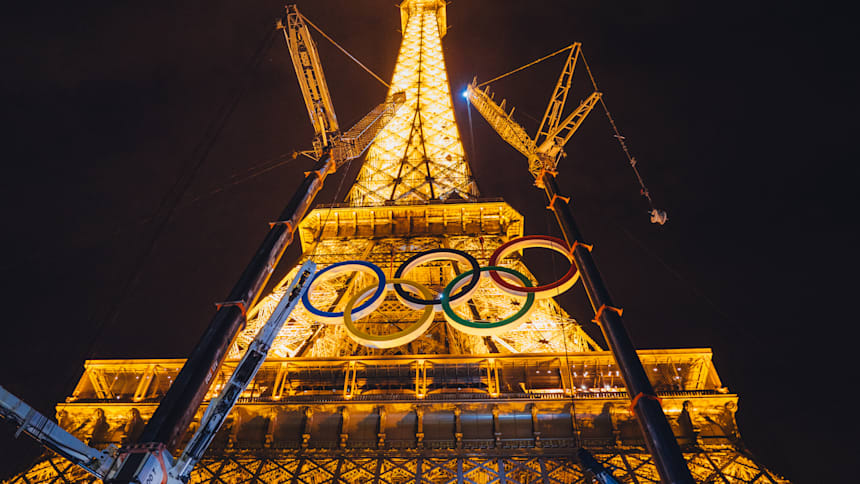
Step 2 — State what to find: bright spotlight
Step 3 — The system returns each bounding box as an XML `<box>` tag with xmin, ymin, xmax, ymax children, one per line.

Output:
<box><xmin>461</xmin><ymin>89</ymin><xmax>469</xmax><ymax>99</ymax></box>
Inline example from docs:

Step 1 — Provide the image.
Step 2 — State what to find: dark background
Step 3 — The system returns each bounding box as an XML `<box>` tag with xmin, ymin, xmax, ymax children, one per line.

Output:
<box><xmin>1</xmin><ymin>1</ymin><xmax>856</xmax><ymax>481</ymax></box>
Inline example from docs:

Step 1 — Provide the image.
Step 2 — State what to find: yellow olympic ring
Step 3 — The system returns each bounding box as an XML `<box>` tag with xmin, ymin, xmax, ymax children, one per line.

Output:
<box><xmin>342</xmin><ymin>278</ymin><xmax>435</xmax><ymax>349</ymax></box>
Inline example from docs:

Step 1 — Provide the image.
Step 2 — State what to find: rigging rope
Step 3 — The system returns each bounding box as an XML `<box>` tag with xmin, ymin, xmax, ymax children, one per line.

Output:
<box><xmin>300</xmin><ymin>14</ymin><xmax>391</xmax><ymax>89</ymax></box>
<box><xmin>477</xmin><ymin>43</ymin><xmax>575</xmax><ymax>88</ymax></box>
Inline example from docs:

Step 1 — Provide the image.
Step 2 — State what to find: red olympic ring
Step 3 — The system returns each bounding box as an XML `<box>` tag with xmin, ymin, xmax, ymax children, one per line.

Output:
<box><xmin>488</xmin><ymin>235</ymin><xmax>580</xmax><ymax>300</ymax></box>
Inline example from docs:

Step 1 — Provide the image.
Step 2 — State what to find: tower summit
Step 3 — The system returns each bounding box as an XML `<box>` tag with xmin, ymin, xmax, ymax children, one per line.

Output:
<box><xmin>4</xmin><ymin>2</ymin><xmax>788</xmax><ymax>483</ymax></box>
<box><xmin>350</xmin><ymin>0</ymin><xmax>477</xmax><ymax>205</ymax></box>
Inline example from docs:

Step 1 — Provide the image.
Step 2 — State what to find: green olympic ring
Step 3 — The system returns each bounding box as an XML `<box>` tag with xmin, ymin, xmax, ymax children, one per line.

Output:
<box><xmin>440</xmin><ymin>266</ymin><xmax>536</xmax><ymax>336</ymax></box>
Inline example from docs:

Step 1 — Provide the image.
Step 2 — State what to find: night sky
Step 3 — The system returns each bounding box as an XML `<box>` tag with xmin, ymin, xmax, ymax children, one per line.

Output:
<box><xmin>1</xmin><ymin>1</ymin><xmax>856</xmax><ymax>481</ymax></box>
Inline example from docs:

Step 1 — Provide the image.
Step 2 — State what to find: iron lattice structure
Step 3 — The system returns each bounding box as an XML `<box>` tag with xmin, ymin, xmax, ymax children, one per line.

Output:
<box><xmin>18</xmin><ymin>452</ymin><xmax>780</xmax><ymax>484</ymax></box>
<box><xmin>7</xmin><ymin>1</ymin><xmax>787</xmax><ymax>482</ymax></box>
<box><xmin>348</xmin><ymin>0</ymin><xmax>477</xmax><ymax>205</ymax></box>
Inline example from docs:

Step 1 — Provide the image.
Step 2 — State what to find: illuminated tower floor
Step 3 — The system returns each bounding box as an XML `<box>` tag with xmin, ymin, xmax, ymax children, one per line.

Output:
<box><xmin>7</xmin><ymin>1</ymin><xmax>786</xmax><ymax>482</ymax></box>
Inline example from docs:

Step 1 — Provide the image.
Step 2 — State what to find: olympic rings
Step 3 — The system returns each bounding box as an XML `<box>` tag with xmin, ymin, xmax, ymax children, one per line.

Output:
<box><xmin>488</xmin><ymin>235</ymin><xmax>580</xmax><ymax>300</ymax></box>
<box><xmin>393</xmin><ymin>248</ymin><xmax>481</xmax><ymax>311</ymax></box>
<box><xmin>343</xmin><ymin>278</ymin><xmax>435</xmax><ymax>348</ymax></box>
<box><xmin>301</xmin><ymin>260</ymin><xmax>386</xmax><ymax>324</ymax></box>
<box><xmin>440</xmin><ymin>266</ymin><xmax>536</xmax><ymax>336</ymax></box>
<box><xmin>298</xmin><ymin>235</ymin><xmax>581</xmax><ymax>347</ymax></box>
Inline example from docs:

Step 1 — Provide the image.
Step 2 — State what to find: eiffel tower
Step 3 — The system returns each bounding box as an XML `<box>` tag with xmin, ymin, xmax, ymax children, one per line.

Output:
<box><xmin>6</xmin><ymin>1</ymin><xmax>787</xmax><ymax>482</ymax></box>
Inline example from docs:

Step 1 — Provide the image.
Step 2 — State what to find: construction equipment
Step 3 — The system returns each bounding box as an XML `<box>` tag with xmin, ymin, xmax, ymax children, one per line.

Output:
<box><xmin>281</xmin><ymin>5</ymin><xmax>339</xmax><ymax>156</ymax></box>
<box><xmin>466</xmin><ymin>44</ymin><xmax>601</xmax><ymax>179</ymax></box>
<box><xmin>0</xmin><ymin>261</ymin><xmax>316</xmax><ymax>484</ymax></box>
<box><xmin>171</xmin><ymin>261</ymin><xmax>315</xmax><ymax>481</ymax></box>
<box><xmin>0</xmin><ymin>386</ymin><xmax>117</xmax><ymax>480</ymax></box>
<box><xmin>466</xmin><ymin>46</ymin><xmax>696</xmax><ymax>483</ymax></box>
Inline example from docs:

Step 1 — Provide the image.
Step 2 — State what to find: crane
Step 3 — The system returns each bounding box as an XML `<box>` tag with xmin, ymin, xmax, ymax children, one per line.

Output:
<box><xmin>1</xmin><ymin>4</ymin><xmax>403</xmax><ymax>483</ymax></box>
<box><xmin>465</xmin><ymin>43</ymin><xmax>601</xmax><ymax>181</ymax></box>
<box><xmin>170</xmin><ymin>262</ymin><xmax>316</xmax><ymax>483</ymax></box>
<box><xmin>0</xmin><ymin>387</ymin><xmax>118</xmax><ymax>479</ymax></box>
<box><xmin>0</xmin><ymin>261</ymin><xmax>316</xmax><ymax>484</ymax></box>
<box><xmin>465</xmin><ymin>45</ymin><xmax>696</xmax><ymax>483</ymax></box>
<box><xmin>279</xmin><ymin>4</ymin><xmax>405</xmax><ymax>166</ymax></box>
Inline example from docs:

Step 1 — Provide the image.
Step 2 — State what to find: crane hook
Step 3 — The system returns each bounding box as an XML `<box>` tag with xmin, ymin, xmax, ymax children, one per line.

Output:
<box><xmin>650</xmin><ymin>209</ymin><xmax>668</xmax><ymax>225</ymax></box>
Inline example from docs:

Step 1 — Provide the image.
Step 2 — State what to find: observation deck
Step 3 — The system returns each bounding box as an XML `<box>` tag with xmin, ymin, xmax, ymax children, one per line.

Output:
<box><xmin>60</xmin><ymin>349</ymin><xmax>739</xmax><ymax>452</ymax></box>
<box><xmin>298</xmin><ymin>198</ymin><xmax>523</xmax><ymax>250</ymax></box>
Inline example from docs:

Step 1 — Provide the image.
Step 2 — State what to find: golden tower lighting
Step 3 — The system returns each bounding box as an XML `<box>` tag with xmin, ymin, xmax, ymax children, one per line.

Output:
<box><xmin>5</xmin><ymin>1</ymin><xmax>788</xmax><ymax>483</ymax></box>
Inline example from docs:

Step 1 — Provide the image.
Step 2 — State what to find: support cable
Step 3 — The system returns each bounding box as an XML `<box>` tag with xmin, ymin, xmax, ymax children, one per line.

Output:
<box><xmin>477</xmin><ymin>44</ymin><xmax>575</xmax><ymax>88</ymax></box>
<box><xmin>300</xmin><ymin>13</ymin><xmax>391</xmax><ymax>89</ymax></box>
<box><xmin>100</xmin><ymin>150</ymin><xmax>304</xmax><ymax>238</ymax></box>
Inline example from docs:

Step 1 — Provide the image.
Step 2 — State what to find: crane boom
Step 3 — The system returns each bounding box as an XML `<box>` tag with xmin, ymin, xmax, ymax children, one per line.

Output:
<box><xmin>465</xmin><ymin>84</ymin><xmax>534</xmax><ymax>159</ymax></box>
<box><xmin>282</xmin><ymin>5</ymin><xmax>339</xmax><ymax>155</ymax></box>
<box><xmin>0</xmin><ymin>386</ymin><xmax>116</xmax><ymax>479</ymax></box>
<box><xmin>172</xmin><ymin>261</ymin><xmax>316</xmax><ymax>480</ymax></box>
<box><xmin>281</xmin><ymin>5</ymin><xmax>405</xmax><ymax>168</ymax></box>
<box><xmin>331</xmin><ymin>91</ymin><xmax>405</xmax><ymax>167</ymax></box>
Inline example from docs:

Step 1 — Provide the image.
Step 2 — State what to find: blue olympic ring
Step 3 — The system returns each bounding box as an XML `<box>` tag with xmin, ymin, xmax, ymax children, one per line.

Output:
<box><xmin>301</xmin><ymin>260</ymin><xmax>386</xmax><ymax>323</ymax></box>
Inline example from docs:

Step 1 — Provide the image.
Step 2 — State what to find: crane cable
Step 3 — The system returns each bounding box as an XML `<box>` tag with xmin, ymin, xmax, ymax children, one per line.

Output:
<box><xmin>580</xmin><ymin>52</ymin><xmax>665</xmax><ymax>223</ymax></box>
<box><xmin>300</xmin><ymin>13</ymin><xmax>391</xmax><ymax>89</ymax></box>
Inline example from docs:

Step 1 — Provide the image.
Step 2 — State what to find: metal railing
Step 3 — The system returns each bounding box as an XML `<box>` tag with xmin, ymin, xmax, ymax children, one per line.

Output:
<box><xmin>69</xmin><ymin>389</ymin><xmax>724</xmax><ymax>405</ymax></box>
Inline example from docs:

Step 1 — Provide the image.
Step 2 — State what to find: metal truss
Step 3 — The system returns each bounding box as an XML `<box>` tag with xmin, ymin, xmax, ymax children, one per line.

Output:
<box><xmin>9</xmin><ymin>450</ymin><xmax>788</xmax><ymax>484</ymax></box>
<box><xmin>348</xmin><ymin>0</ymin><xmax>477</xmax><ymax>205</ymax></box>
